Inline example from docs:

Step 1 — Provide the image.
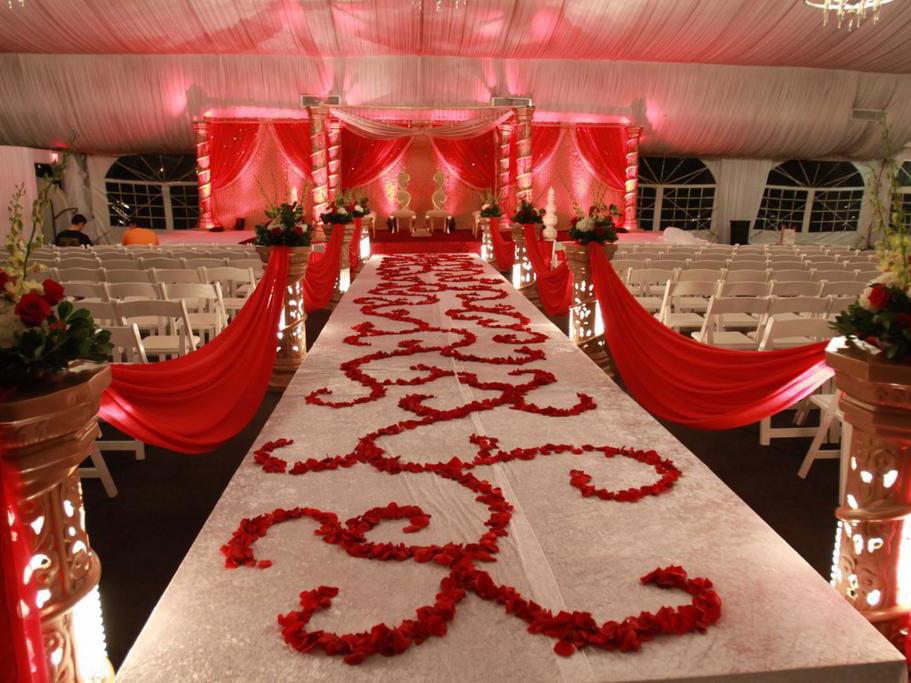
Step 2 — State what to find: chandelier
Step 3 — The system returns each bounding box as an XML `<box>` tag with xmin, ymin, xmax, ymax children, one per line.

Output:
<box><xmin>804</xmin><ymin>0</ymin><xmax>895</xmax><ymax>30</ymax></box>
<box><xmin>413</xmin><ymin>0</ymin><xmax>466</xmax><ymax>11</ymax></box>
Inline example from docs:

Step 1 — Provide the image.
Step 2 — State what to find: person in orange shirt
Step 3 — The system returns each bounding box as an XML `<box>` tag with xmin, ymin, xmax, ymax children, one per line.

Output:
<box><xmin>121</xmin><ymin>223</ymin><xmax>160</xmax><ymax>246</ymax></box>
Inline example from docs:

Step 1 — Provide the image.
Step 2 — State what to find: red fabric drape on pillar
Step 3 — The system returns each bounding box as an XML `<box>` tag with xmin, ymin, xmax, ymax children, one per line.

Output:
<box><xmin>488</xmin><ymin>217</ymin><xmax>515</xmax><ymax>272</ymax></box>
<box><xmin>272</xmin><ymin>122</ymin><xmax>313</xmax><ymax>181</ymax></box>
<box><xmin>0</xmin><ymin>460</ymin><xmax>46</xmax><ymax>683</ymax></box>
<box><xmin>304</xmin><ymin>225</ymin><xmax>345</xmax><ymax>314</ymax></box>
<box><xmin>208</xmin><ymin>121</ymin><xmax>261</xmax><ymax>191</ymax></box>
<box><xmin>99</xmin><ymin>249</ymin><xmax>289</xmax><ymax>454</ymax></box>
<box><xmin>348</xmin><ymin>220</ymin><xmax>363</xmax><ymax>271</ymax></box>
<box><xmin>341</xmin><ymin>129</ymin><xmax>411</xmax><ymax>188</ymax></box>
<box><xmin>573</xmin><ymin>126</ymin><xmax>627</xmax><ymax>191</ymax></box>
<box><xmin>532</xmin><ymin>125</ymin><xmax>562</xmax><ymax>168</ymax></box>
<box><xmin>523</xmin><ymin>224</ymin><xmax>572</xmax><ymax>316</ymax></box>
<box><xmin>432</xmin><ymin>131</ymin><xmax>497</xmax><ymax>190</ymax></box>
<box><xmin>590</xmin><ymin>247</ymin><xmax>833</xmax><ymax>430</ymax></box>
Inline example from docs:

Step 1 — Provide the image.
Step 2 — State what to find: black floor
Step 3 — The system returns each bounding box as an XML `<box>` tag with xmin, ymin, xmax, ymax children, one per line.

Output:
<box><xmin>82</xmin><ymin>309</ymin><xmax>839</xmax><ymax>670</ymax></box>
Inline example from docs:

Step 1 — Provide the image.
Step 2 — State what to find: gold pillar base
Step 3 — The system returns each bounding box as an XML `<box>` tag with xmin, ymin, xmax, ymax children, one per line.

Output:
<box><xmin>563</xmin><ymin>242</ymin><xmax>618</xmax><ymax>377</ymax></box>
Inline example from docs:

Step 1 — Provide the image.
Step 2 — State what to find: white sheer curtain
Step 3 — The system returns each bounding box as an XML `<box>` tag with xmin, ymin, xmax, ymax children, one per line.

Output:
<box><xmin>0</xmin><ymin>146</ymin><xmax>38</xmax><ymax>243</ymax></box>
<box><xmin>703</xmin><ymin>158</ymin><xmax>776</xmax><ymax>243</ymax></box>
<box><xmin>330</xmin><ymin>109</ymin><xmax>511</xmax><ymax>140</ymax></box>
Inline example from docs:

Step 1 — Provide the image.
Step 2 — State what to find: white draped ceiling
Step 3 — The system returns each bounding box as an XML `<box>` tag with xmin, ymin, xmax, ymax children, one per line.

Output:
<box><xmin>1</xmin><ymin>0</ymin><xmax>910</xmax><ymax>157</ymax></box>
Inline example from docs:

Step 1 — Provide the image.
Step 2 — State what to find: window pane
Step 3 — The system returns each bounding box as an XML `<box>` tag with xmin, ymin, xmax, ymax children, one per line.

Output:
<box><xmin>637</xmin><ymin>185</ymin><xmax>657</xmax><ymax>231</ymax></box>
<box><xmin>169</xmin><ymin>183</ymin><xmax>200</xmax><ymax>230</ymax></box>
<box><xmin>106</xmin><ymin>181</ymin><xmax>166</xmax><ymax>230</ymax></box>
<box><xmin>809</xmin><ymin>189</ymin><xmax>863</xmax><ymax>232</ymax></box>
<box><xmin>755</xmin><ymin>187</ymin><xmax>807</xmax><ymax>230</ymax></box>
<box><xmin>638</xmin><ymin>157</ymin><xmax>714</xmax><ymax>185</ymax></box>
<box><xmin>659</xmin><ymin>186</ymin><xmax>715</xmax><ymax>230</ymax></box>
<box><xmin>768</xmin><ymin>160</ymin><xmax>863</xmax><ymax>188</ymax></box>
<box><xmin>900</xmin><ymin>191</ymin><xmax>911</xmax><ymax>229</ymax></box>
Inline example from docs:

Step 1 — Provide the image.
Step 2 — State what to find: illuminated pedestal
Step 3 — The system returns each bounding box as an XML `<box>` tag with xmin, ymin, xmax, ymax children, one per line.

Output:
<box><xmin>331</xmin><ymin>223</ymin><xmax>356</xmax><ymax>308</ymax></box>
<box><xmin>256</xmin><ymin>246</ymin><xmax>311</xmax><ymax>391</ymax></box>
<box><xmin>479</xmin><ymin>218</ymin><xmax>496</xmax><ymax>268</ymax></box>
<box><xmin>828</xmin><ymin>348</ymin><xmax>911</xmax><ymax>654</ymax></box>
<box><xmin>563</xmin><ymin>242</ymin><xmax>617</xmax><ymax>375</ymax></box>
<box><xmin>0</xmin><ymin>366</ymin><xmax>112</xmax><ymax>682</ymax></box>
<box><xmin>509</xmin><ymin>223</ymin><xmax>540</xmax><ymax>308</ymax></box>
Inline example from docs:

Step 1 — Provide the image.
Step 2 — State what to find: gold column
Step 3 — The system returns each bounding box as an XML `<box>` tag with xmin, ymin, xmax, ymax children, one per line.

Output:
<box><xmin>308</xmin><ymin>106</ymin><xmax>329</xmax><ymax>224</ymax></box>
<box><xmin>496</xmin><ymin>118</ymin><xmax>514</xmax><ymax>210</ymax></box>
<box><xmin>0</xmin><ymin>367</ymin><xmax>112</xmax><ymax>683</ymax></box>
<box><xmin>192</xmin><ymin>119</ymin><xmax>215</xmax><ymax>230</ymax></box>
<box><xmin>828</xmin><ymin>348</ymin><xmax>911</xmax><ymax>654</ymax></box>
<box><xmin>624</xmin><ymin>126</ymin><xmax>642</xmax><ymax>231</ymax></box>
<box><xmin>326</xmin><ymin>117</ymin><xmax>342</xmax><ymax>204</ymax></box>
<box><xmin>256</xmin><ymin>247</ymin><xmax>311</xmax><ymax>391</ymax></box>
<box><xmin>514</xmin><ymin>107</ymin><xmax>535</xmax><ymax>206</ymax></box>
<box><xmin>563</xmin><ymin>243</ymin><xmax>618</xmax><ymax>375</ymax></box>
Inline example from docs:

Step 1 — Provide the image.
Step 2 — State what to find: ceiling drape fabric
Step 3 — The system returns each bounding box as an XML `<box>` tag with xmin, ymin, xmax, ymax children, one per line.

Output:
<box><xmin>340</xmin><ymin>129</ymin><xmax>411</xmax><ymax>189</ymax></box>
<box><xmin>271</xmin><ymin>122</ymin><xmax>313</xmax><ymax>181</ymax></box>
<box><xmin>572</xmin><ymin>126</ymin><xmax>627</xmax><ymax>191</ymax></box>
<box><xmin>432</xmin><ymin>131</ymin><xmax>497</xmax><ymax>191</ymax></box>
<box><xmin>703</xmin><ymin>159</ymin><xmax>777</xmax><ymax>243</ymax></box>
<box><xmin>207</xmin><ymin>121</ymin><xmax>261</xmax><ymax>191</ymax></box>
<box><xmin>331</xmin><ymin>109</ymin><xmax>511</xmax><ymax>140</ymax></box>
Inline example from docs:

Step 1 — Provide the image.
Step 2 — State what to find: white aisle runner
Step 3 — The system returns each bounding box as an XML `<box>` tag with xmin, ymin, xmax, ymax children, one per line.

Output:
<box><xmin>118</xmin><ymin>254</ymin><xmax>904</xmax><ymax>683</ymax></box>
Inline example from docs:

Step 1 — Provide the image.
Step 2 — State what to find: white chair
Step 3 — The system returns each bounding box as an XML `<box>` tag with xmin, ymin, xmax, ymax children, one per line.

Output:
<box><xmin>160</xmin><ymin>282</ymin><xmax>226</xmax><ymax>342</ymax></box>
<box><xmin>118</xmin><ymin>299</ymin><xmax>198</xmax><ymax>359</ymax></box>
<box><xmin>813</xmin><ymin>269</ymin><xmax>855</xmax><ymax>283</ymax></box>
<box><xmin>139</xmin><ymin>256</ymin><xmax>185</xmax><ymax>269</ymax></box>
<box><xmin>392</xmin><ymin>209</ymin><xmax>417</xmax><ymax>234</ymax></box>
<box><xmin>201</xmin><ymin>266</ymin><xmax>256</xmax><ymax>318</ymax></box>
<box><xmin>64</xmin><ymin>281</ymin><xmax>108</xmax><ymax>301</ymax></box>
<box><xmin>58</xmin><ymin>266</ymin><xmax>103</xmax><ymax>282</ymax></box>
<box><xmin>152</xmin><ymin>268</ymin><xmax>202</xmax><ymax>284</ymax></box>
<box><xmin>724</xmin><ymin>269</ymin><xmax>768</xmax><ymax>283</ymax></box>
<box><xmin>769</xmin><ymin>280</ymin><xmax>821</xmax><ymax>297</ymax></box>
<box><xmin>798</xmin><ymin>392</ymin><xmax>851</xmax><ymax>499</ymax></box>
<box><xmin>770</xmin><ymin>269</ymin><xmax>813</xmax><ymax>282</ymax></box>
<box><xmin>106</xmin><ymin>282</ymin><xmax>160</xmax><ymax>301</ymax></box>
<box><xmin>691</xmin><ymin>296</ymin><xmax>769</xmax><ymax>348</ymax></box>
<box><xmin>104</xmin><ymin>268</ymin><xmax>154</xmax><ymax>284</ymax></box>
<box><xmin>95</xmin><ymin>258</ymin><xmax>136</xmax><ymax>269</ymax></box>
<box><xmin>760</xmin><ymin>295</ymin><xmax>831</xmax><ymax>326</ymax></box>
<box><xmin>649</xmin><ymin>259</ymin><xmax>689</xmax><ymax>270</ymax></box>
<box><xmin>425</xmin><ymin>210</ymin><xmax>449</xmax><ymax>234</ymax></box>
<box><xmin>76</xmin><ymin>300</ymin><xmax>122</xmax><ymax>327</ymax></box>
<box><xmin>687</xmin><ymin>259</ymin><xmax>728</xmax><ymax>270</ymax></box>
<box><xmin>230</xmin><ymin>259</ymin><xmax>265</xmax><ymax>278</ymax></box>
<box><xmin>627</xmin><ymin>268</ymin><xmax>676</xmax><ymax>313</ymax></box>
<box><xmin>820</xmin><ymin>281</ymin><xmax>865</xmax><ymax>298</ymax></box>
<box><xmin>657</xmin><ymin>280</ymin><xmax>717</xmax><ymax>330</ymax></box>
<box><xmin>183</xmin><ymin>257</ymin><xmax>228</xmax><ymax>269</ymax></box>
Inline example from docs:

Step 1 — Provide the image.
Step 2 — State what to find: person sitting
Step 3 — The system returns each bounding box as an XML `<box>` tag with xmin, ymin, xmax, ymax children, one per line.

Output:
<box><xmin>121</xmin><ymin>223</ymin><xmax>160</xmax><ymax>246</ymax></box>
<box><xmin>54</xmin><ymin>214</ymin><xmax>94</xmax><ymax>247</ymax></box>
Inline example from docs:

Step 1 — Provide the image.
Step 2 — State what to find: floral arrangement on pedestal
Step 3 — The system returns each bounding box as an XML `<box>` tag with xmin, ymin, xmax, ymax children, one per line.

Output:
<box><xmin>255</xmin><ymin>200</ymin><xmax>312</xmax><ymax>247</ymax></box>
<box><xmin>833</xmin><ymin>124</ymin><xmax>911</xmax><ymax>361</ymax></box>
<box><xmin>479</xmin><ymin>191</ymin><xmax>502</xmax><ymax>218</ymax></box>
<box><xmin>350</xmin><ymin>195</ymin><xmax>370</xmax><ymax>219</ymax></box>
<box><xmin>1</xmin><ymin>165</ymin><xmax>112</xmax><ymax>386</ymax></box>
<box><xmin>512</xmin><ymin>199</ymin><xmax>542</xmax><ymax>225</ymax></box>
<box><xmin>320</xmin><ymin>196</ymin><xmax>353</xmax><ymax>226</ymax></box>
<box><xmin>569</xmin><ymin>201</ymin><xmax>621</xmax><ymax>245</ymax></box>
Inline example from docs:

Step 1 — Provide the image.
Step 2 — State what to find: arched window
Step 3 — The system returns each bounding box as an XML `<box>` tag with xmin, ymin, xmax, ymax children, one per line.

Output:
<box><xmin>899</xmin><ymin>160</ymin><xmax>911</xmax><ymax>228</ymax></box>
<box><xmin>636</xmin><ymin>157</ymin><xmax>715</xmax><ymax>231</ymax></box>
<box><xmin>755</xmin><ymin>160</ymin><xmax>864</xmax><ymax>233</ymax></box>
<box><xmin>106</xmin><ymin>154</ymin><xmax>198</xmax><ymax>230</ymax></box>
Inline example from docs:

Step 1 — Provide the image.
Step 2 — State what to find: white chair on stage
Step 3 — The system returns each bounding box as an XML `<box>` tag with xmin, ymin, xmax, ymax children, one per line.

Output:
<box><xmin>389</xmin><ymin>168</ymin><xmax>420</xmax><ymax>235</ymax></box>
<box><xmin>424</xmin><ymin>169</ymin><xmax>450</xmax><ymax>234</ymax></box>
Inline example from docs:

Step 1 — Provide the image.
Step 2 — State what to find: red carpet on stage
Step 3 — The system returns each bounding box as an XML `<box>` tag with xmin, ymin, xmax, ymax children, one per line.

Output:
<box><xmin>370</xmin><ymin>229</ymin><xmax>481</xmax><ymax>255</ymax></box>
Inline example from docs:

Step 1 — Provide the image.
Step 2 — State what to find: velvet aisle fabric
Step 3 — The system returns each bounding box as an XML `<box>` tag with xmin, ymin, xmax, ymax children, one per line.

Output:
<box><xmin>99</xmin><ymin>248</ymin><xmax>290</xmax><ymax>454</ymax></box>
<box><xmin>487</xmin><ymin>217</ymin><xmax>515</xmax><ymax>272</ymax></box>
<box><xmin>303</xmin><ymin>225</ymin><xmax>344</xmax><ymax>314</ymax></box>
<box><xmin>523</xmin><ymin>224</ymin><xmax>572</xmax><ymax>316</ymax></box>
<box><xmin>0</xmin><ymin>459</ymin><xmax>47</xmax><ymax>683</ymax></box>
<box><xmin>589</xmin><ymin>247</ymin><xmax>832</xmax><ymax>430</ymax></box>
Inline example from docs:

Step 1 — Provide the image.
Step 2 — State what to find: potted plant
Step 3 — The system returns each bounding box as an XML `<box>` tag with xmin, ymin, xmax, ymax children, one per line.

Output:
<box><xmin>0</xmin><ymin>153</ymin><xmax>115</xmax><ymax>682</ymax></box>
<box><xmin>826</xmin><ymin>121</ymin><xmax>911</xmax><ymax>649</ymax></box>
<box><xmin>512</xmin><ymin>199</ymin><xmax>543</xmax><ymax>230</ymax></box>
<box><xmin>479</xmin><ymin>191</ymin><xmax>503</xmax><ymax>232</ymax></box>
<box><xmin>320</xmin><ymin>196</ymin><xmax>353</xmax><ymax>238</ymax></box>
<box><xmin>350</xmin><ymin>195</ymin><xmax>370</xmax><ymax>232</ymax></box>
<box><xmin>568</xmin><ymin>201</ymin><xmax>621</xmax><ymax>247</ymax></box>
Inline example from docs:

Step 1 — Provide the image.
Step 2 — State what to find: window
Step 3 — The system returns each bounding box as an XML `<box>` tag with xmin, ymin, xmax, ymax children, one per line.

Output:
<box><xmin>106</xmin><ymin>154</ymin><xmax>198</xmax><ymax>230</ymax></box>
<box><xmin>899</xmin><ymin>161</ymin><xmax>911</xmax><ymax>229</ymax></box>
<box><xmin>636</xmin><ymin>157</ymin><xmax>715</xmax><ymax>231</ymax></box>
<box><xmin>755</xmin><ymin>160</ymin><xmax>864</xmax><ymax>233</ymax></box>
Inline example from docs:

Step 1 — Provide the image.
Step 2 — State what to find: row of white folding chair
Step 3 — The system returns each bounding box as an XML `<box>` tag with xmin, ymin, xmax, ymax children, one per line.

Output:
<box><xmin>51</xmin><ymin>262</ymin><xmax>261</xmax><ymax>285</ymax></box>
<box><xmin>38</xmin><ymin>254</ymin><xmax>260</xmax><ymax>270</ymax></box>
<box><xmin>78</xmin><ymin>298</ymin><xmax>200</xmax><ymax>358</ymax></box>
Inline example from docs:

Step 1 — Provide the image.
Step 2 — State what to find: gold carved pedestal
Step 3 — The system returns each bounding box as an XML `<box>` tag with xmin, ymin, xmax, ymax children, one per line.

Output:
<box><xmin>480</xmin><ymin>217</ymin><xmax>497</xmax><ymax>269</ymax></box>
<box><xmin>563</xmin><ymin>242</ymin><xmax>618</xmax><ymax>376</ymax></box>
<box><xmin>256</xmin><ymin>246</ymin><xmax>311</xmax><ymax>391</ymax></box>
<box><xmin>331</xmin><ymin>223</ymin><xmax>357</xmax><ymax>308</ymax></box>
<box><xmin>509</xmin><ymin>223</ymin><xmax>540</xmax><ymax>308</ymax></box>
<box><xmin>828</xmin><ymin>347</ymin><xmax>911</xmax><ymax>654</ymax></box>
<box><xmin>0</xmin><ymin>365</ymin><xmax>112</xmax><ymax>682</ymax></box>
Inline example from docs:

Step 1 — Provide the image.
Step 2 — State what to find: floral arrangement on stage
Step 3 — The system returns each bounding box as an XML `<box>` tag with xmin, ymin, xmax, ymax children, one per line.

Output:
<box><xmin>479</xmin><ymin>191</ymin><xmax>502</xmax><ymax>218</ymax></box>
<box><xmin>834</xmin><ymin>122</ymin><xmax>911</xmax><ymax>361</ymax></box>
<box><xmin>569</xmin><ymin>202</ymin><xmax>621</xmax><ymax>245</ymax></box>
<box><xmin>1</xmin><ymin>170</ymin><xmax>111</xmax><ymax>386</ymax></box>
<box><xmin>255</xmin><ymin>200</ymin><xmax>312</xmax><ymax>247</ymax></box>
<box><xmin>321</xmin><ymin>196</ymin><xmax>353</xmax><ymax>226</ymax></box>
<box><xmin>349</xmin><ymin>194</ymin><xmax>370</xmax><ymax>218</ymax></box>
<box><xmin>512</xmin><ymin>199</ymin><xmax>542</xmax><ymax>224</ymax></box>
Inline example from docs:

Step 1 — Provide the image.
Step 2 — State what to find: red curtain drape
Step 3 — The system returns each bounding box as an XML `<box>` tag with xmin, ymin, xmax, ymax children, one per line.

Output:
<box><xmin>341</xmin><ymin>129</ymin><xmax>411</xmax><ymax>189</ymax></box>
<box><xmin>272</xmin><ymin>122</ymin><xmax>313</xmax><ymax>181</ymax></box>
<box><xmin>432</xmin><ymin>131</ymin><xmax>497</xmax><ymax>190</ymax></box>
<box><xmin>99</xmin><ymin>249</ymin><xmax>289</xmax><ymax>454</ymax></box>
<box><xmin>348</xmin><ymin>220</ymin><xmax>363</xmax><ymax>271</ymax></box>
<box><xmin>0</xmin><ymin>459</ymin><xmax>46</xmax><ymax>683</ymax></box>
<box><xmin>523</xmin><ymin>224</ymin><xmax>572</xmax><ymax>316</ymax></box>
<box><xmin>304</xmin><ymin>225</ymin><xmax>345</xmax><ymax>314</ymax></box>
<box><xmin>488</xmin><ymin>217</ymin><xmax>515</xmax><ymax>272</ymax></box>
<box><xmin>208</xmin><ymin>121</ymin><xmax>261</xmax><ymax>191</ymax></box>
<box><xmin>573</xmin><ymin>126</ymin><xmax>627</xmax><ymax>191</ymax></box>
<box><xmin>590</xmin><ymin>247</ymin><xmax>833</xmax><ymax>430</ymax></box>
<box><xmin>532</xmin><ymin>125</ymin><xmax>562</xmax><ymax>168</ymax></box>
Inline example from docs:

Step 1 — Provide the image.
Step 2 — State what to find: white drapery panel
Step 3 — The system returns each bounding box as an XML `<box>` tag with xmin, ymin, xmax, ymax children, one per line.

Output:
<box><xmin>330</xmin><ymin>109</ymin><xmax>511</xmax><ymax>140</ymax></box>
<box><xmin>703</xmin><ymin>159</ymin><xmax>777</xmax><ymax>243</ymax></box>
<box><xmin>0</xmin><ymin>1</ymin><xmax>909</xmax><ymax>74</ymax></box>
<box><xmin>0</xmin><ymin>146</ymin><xmax>38</xmax><ymax>244</ymax></box>
<box><xmin>1</xmin><ymin>54</ymin><xmax>910</xmax><ymax>158</ymax></box>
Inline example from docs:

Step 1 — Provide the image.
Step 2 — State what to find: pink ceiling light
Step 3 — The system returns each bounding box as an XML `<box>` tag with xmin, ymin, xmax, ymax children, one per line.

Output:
<box><xmin>804</xmin><ymin>0</ymin><xmax>896</xmax><ymax>29</ymax></box>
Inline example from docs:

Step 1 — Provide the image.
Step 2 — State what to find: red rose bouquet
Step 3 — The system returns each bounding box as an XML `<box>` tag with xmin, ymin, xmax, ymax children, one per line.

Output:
<box><xmin>568</xmin><ymin>202</ymin><xmax>620</xmax><ymax>245</ymax></box>
<box><xmin>255</xmin><ymin>201</ymin><xmax>312</xmax><ymax>247</ymax></box>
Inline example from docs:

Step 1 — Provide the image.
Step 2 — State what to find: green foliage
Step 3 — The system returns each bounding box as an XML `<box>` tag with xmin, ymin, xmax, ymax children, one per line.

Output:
<box><xmin>511</xmin><ymin>200</ymin><xmax>543</xmax><ymax>224</ymax></box>
<box><xmin>254</xmin><ymin>201</ymin><xmax>312</xmax><ymax>247</ymax></box>
<box><xmin>833</xmin><ymin>284</ymin><xmax>911</xmax><ymax>361</ymax></box>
